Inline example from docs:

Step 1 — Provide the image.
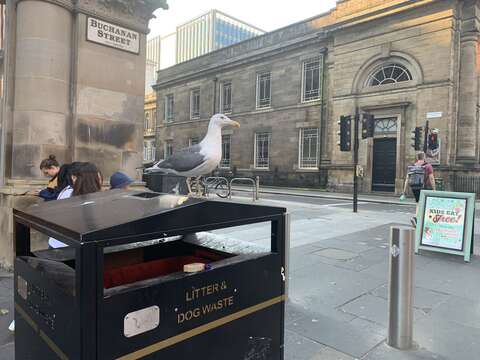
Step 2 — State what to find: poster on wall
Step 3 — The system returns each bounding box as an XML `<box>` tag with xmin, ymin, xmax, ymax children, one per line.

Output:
<box><xmin>415</xmin><ymin>191</ymin><xmax>475</xmax><ymax>262</ymax></box>
<box><xmin>425</xmin><ymin>128</ymin><xmax>440</xmax><ymax>165</ymax></box>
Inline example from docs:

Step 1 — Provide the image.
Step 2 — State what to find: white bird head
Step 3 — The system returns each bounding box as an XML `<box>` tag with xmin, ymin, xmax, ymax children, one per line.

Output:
<box><xmin>209</xmin><ymin>114</ymin><xmax>240</xmax><ymax>130</ymax></box>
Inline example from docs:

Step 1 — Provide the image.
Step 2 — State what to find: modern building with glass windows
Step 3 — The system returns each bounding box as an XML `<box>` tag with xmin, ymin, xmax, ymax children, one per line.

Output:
<box><xmin>176</xmin><ymin>10</ymin><xmax>264</xmax><ymax>63</ymax></box>
<box><xmin>155</xmin><ymin>0</ymin><xmax>480</xmax><ymax>193</ymax></box>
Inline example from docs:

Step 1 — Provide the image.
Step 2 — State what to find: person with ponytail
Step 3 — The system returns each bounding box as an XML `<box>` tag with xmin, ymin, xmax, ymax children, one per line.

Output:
<box><xmin>38</xmin><ymin>155</ymin><xmax>61</xmax><ymax>201</ymax></box>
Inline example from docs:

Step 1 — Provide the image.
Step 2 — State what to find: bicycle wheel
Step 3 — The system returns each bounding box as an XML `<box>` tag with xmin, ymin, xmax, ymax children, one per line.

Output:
<box><xmin>215</xmin><ymin>181</ymin><xmax>230</xmax><ymax>198</ymax></box>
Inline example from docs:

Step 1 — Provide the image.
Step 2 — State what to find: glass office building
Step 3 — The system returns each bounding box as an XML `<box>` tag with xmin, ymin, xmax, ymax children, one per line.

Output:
<box><xmin>176</xmin><ymin>10</ymin><xmax>264</xmax><ymax>63</ymax></box>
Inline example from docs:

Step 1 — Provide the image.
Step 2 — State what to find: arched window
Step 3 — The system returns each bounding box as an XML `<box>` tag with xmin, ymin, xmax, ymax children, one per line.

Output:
<box><xmin>366</xmin><ymin>63</ymin><xmax>412</xmax><ymax>87</ymax></box>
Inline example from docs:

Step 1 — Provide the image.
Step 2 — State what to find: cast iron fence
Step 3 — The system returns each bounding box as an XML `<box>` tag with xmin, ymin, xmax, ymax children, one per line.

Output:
<box><xmin>452</xmin><ymin>175</ymin><xmax>480</xmax><ymax>198</ymax></box>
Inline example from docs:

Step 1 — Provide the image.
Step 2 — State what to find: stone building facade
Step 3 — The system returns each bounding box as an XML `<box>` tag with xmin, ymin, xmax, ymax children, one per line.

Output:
<box><xmin>154</xmin><ymin>0</ymin><xmax>480</xmax><ymax>193</ymax></box>
<box><xmin>144</xmin><ymin>92</ymin><xmax>157</xmax><ymax>163</ymax></box>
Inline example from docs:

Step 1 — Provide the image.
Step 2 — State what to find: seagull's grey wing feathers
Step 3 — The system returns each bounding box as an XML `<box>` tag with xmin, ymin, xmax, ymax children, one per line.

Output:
<box><xmin>156</xmin><ymin>144</ymin><xmax>206</xmax><ymax>172</ymax></box>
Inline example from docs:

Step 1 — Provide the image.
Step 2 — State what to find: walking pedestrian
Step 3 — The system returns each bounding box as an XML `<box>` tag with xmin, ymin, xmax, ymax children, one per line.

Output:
<box><xmin>402</xmin><ymin>152</ymin><xmax>436</xmax><ymax>227</ymax></box>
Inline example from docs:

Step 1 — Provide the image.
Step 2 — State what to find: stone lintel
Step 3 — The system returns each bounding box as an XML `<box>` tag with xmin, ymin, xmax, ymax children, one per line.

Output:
<box><xmin>360</xmin><ymin>102</ymin><xmax>411</xmax><ymax>112</ymax></box>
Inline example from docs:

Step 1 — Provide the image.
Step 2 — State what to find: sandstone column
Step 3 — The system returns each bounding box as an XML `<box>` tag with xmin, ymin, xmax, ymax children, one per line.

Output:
<box><xmin>12</xmin><ymin>1</ymin><xmax>72</xmax><ymax>177</ymax></box>
<box><xmin>456</xmin><ymin>0</ymin><xmax>480</xmax><ymax>163</ymax></box>
<box><xmin>0</xmin><ymin>0</ymin><xmax>168</xmax><ymax>268</ymax></box>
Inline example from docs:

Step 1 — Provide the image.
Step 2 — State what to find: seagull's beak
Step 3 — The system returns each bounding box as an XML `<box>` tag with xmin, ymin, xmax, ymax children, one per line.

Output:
<box><xmin>229</xmin><ymin>120</ymin><xmax>240</xmax><ymax>128</ymax></box>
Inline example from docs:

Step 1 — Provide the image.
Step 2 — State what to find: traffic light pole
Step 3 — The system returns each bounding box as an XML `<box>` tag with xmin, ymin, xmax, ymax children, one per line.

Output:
<box><xmin>353</xmin><ymin>109</ymin><xmax>359</xmax><ymax>213</ymax></box>
<box><xmin>423</xmin><ymin>120</ymin><xmax>429</xmax><ymax>153</ymax></box>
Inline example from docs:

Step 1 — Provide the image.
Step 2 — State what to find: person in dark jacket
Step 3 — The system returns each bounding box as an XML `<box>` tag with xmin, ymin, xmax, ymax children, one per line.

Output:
<box><xmin>38</xmin><ymin>155</ymin><xmax>60</xmax><ymax>201</ymax></box>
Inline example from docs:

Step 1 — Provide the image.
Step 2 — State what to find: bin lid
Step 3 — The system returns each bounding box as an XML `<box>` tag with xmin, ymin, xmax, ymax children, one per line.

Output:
<box><xmin>13</xmin><ymin>190</ymin><xmax>286</xmax><ymax>244</ymax></box>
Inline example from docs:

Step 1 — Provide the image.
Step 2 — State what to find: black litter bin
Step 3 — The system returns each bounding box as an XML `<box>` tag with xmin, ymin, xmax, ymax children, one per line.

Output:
<box><xmin>13</xmin><ymin>190</ymin><xmax>287</xmax><ymax>359</ymax></box>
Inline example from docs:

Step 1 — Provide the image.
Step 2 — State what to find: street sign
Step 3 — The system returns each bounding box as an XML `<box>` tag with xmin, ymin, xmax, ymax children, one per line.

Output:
<box><xmin>87</xmin><ymin>17</ymin><xmax>140</xmax><ymax>54</ymax></box>
<box><xmin>426</xmin><ymin>112</ymin><xmax>442</xmax><ymax>119</ymax></box>
<box><xmin>415</xmin><ymin>191</ymin><xmax>475</xmax><ymax>262</ymax></box>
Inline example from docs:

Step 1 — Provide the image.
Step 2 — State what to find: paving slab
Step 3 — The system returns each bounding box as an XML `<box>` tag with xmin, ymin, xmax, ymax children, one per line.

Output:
<box><xmin>0</xmin><ymin>343</ymin><xmax>14</xmax><ymax>360</ymax></box>
<box><xmin>348</xmin><ymin>317</ymin><xmax>386</xmax><ymax>337</ymax></box>
<box><xmin>363</xmin><ymin>342</ymin><xmax>449</xmax><ymax>360</ymax></box>
<box><xmin>427</xmin><ymin>295</ymin><xmax>480</xmax><ymax>330</ymax></box>
<box><xmin>0</xmin><ymin>296</ymin><xmax>13</xmax><ymax>355</ymax></box>
<box><xmin>289</xmin><ymin>260</ymin><xmax>386</xmax><ymax>308</ymax></box>
<box><xmin>314</xmin><ymin>248</ymin><xmax>359</xmax><ymax>261</ymax></box>
<box><xmin>284</xmin><ymin>329</ymin><xmax>326</xmax><ymax>360</ymax></box>
<box><xmin>287</xmin><ymin>310</ymin><xmax>385</xmax><ymax>359</ymax></box>
<box><xmin>340</xmin><ymin>294</ymin><xmax>426</xmax><ymax>327</ymax></box>
<box><xmin>370</xmin><ymin>285</ymin><xmax>450</xmax><ymax>314</ymax></box>
<box><xmin>314</xmin><ymin>247</ymin><xmax>388</xmax><ymax>272</ymax></box>
<box><xmin>414</xmin><ymin>315</ymin><xmax>480</xmax><ymax>359</ymax></box>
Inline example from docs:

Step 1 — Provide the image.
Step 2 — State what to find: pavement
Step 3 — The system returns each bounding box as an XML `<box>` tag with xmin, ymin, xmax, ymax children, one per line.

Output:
<box><xmin>0</xmin><ymin>270</ymin><xmax>13</xmax><ymax>360</ymax></box>
<box><xmin>234</xmin><ymin>184</ymin><xmax>418</xmax><ymax>205</ymax></box>
<box><xmin>0</xmin><ymin>190</ymin><xmax>479</xmax><ymax>359</ymax></box>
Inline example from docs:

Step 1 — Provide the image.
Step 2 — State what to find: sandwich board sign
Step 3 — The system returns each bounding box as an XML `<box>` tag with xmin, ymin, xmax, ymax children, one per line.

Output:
<box><xmin>415</xmin><ymin>190</ymin><xmax>475</xmax><ymax>262</ymax></box>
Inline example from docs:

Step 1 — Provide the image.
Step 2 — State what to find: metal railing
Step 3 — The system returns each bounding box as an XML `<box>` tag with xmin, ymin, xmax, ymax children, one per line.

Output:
<box><xmin>229</xmin><ymin>177</ymin><xmax>259</xmax><ymax>202</ymax></box>
<box><xmin>452</xmin><ymin>175</ymin><xmax>480</xmax><ymax>198</ymax></box>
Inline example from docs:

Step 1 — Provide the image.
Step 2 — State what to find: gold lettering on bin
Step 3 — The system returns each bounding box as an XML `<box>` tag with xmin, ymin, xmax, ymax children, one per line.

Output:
<box><xmin>179</xmin><ymin>281</ymin><xmax>234</xmax><ymax>324</ymax></box>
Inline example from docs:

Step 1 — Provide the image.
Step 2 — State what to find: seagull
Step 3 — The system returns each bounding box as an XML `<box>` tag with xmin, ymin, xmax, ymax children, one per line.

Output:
<box><xmin>145</xmin><ymin>114</ymin><xmax>240</xmax><ymax>195</ymax></box>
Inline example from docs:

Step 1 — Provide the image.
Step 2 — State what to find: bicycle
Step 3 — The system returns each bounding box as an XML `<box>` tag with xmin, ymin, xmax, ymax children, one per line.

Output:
<box><xmin>191</xmin><ymin>176</ymin><xmax>231</xmax><ymax>198</ymax></box>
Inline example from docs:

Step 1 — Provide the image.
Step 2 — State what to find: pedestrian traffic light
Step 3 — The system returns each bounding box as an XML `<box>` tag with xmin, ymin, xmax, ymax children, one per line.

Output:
<box><xmin>427</xmin><ymin>129</ymin><xmax>439</xmax><ymax>151</ymax></box>
<box><xmin>338</xmin><ymin>115</ymin><xmax>351</xmax><ymax>152</ymax></box>
<box><xmin>410</xmin><ymin>126</ymin><xmax>422</xmax><ymax>150</ymax></box>
<box><xmin>361</xmin><ymin>113</ymin><xmax>375</xmax><ymax>139</ymax></box>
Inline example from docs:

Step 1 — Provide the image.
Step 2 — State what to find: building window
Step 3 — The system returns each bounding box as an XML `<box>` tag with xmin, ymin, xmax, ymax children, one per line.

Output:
<box><xmin>144</xmin><ymin>112</ymin><xmax>150</xmax><ymax>130</ymax></box>
<box><xmin>374</xmin><ymin>118</ymin><xmax>397</xmax><ymax>135</ymax></box>
<box><xmin>366</xmin><ymin>63</ymin><xmax>412</xmax><ymax>87</ymax></box>
<box><xmin>256</xmin><ymin>72</ymin><xmax>271</xmax><ymax>109</ymax></box>
<box><xmin>220</xmin><ymin>135</ymin><xmax>231</xmax><ymax>168</ymax></box>
<box><xmin>302</xmin><ymin>58</ymin><xmax>321</xmax><ymax>102</ymax></box>
<box><xmin>143</xmin><ymin>141</ymin><xmax>156</xmax><ymax>161</ymax></box>
<box><xmin>299</xmin><ymin>128</ymin><xmax>319</xmax><ymax>169</ymax></box>
<box><xmin>189</xmin><ymin>137</ymin><xmax>199</xmax><ymax>146</ymax></box>
<box><xmin>164</xmin><ymin>94</ymin><xmax>174</xmax><ymax>123</ymax></box>
<box><xmin>190</xmin><ymin>89</ymin><xmax>200</xmax><ymax>119</ymax></box>
<box><xmin>254</xmin><ymin>132</ymin><xmax>271</xmax><ymax>169</ymax></box>
<box><xmin>221</xmin><ymin>82</ymin><xmax>232</xmax><ymax>113</ymax></box>
<box><xmin>150</xmin><ymin>145</ymin><xmax>156</xmax><ymax>161</ymax></box>
<box><xmin>164</xmin><ymin>141</ymin><xmax>173</xmax><ymax>158</ymax></box>
<box><xmin>143</xmin><ymin>142</ymin><xmax>148</xmax><ymax>161</ymax></box>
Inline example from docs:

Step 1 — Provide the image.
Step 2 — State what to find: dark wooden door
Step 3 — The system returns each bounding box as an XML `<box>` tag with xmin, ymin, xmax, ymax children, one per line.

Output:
<box><xmin>372</xmin><ymin>138</ymin><xmax>397</xmax><ymax>192</ymax></box>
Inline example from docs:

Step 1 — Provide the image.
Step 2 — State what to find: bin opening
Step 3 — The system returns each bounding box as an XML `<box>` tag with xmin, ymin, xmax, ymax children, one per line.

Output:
<box><xmin>103</xmin><ymin>243</ymin><xmax>231</xmax><ymax>289</ymax></box>
<box><xmin>130</xmin><ymin>192</ymin><xmax>162</xmax><ymax>199</ymax></box>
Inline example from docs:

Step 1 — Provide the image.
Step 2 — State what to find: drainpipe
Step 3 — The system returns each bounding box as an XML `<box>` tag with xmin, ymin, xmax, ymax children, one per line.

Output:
<box><xmin>213</xmin><ymin>77</ymin><xmax>218</xmax><ymax>115</ymax></box>
<box><xmin>69</xmin><ymin>3</ymin><xmax>79</xmax><ymax>163</ymax></box>
<box><xmin>318</xmin><ymin>48</ymin><xmax>327</xmax><ymax>186</ymax></box>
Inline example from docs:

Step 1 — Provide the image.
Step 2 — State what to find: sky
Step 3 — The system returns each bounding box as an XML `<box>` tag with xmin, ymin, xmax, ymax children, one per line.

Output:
<box><xmin>148</xmin><ymin>0</ymin><xmax>337</xmax><ymax>38</ymax></box>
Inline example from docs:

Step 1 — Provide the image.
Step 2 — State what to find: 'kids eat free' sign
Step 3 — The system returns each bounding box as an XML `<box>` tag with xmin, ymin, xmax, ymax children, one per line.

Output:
<box><xmin>415</xmin><ymin>191</ymin><xmax>475</xmax><ymax>262</ymax></box>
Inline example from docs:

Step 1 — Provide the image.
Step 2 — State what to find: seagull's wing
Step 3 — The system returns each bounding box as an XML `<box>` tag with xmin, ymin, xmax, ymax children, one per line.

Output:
<box><xmin>156</xmin><ymin>145</ymin><xmax>206</xmax><ymax>172</ymax></box>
